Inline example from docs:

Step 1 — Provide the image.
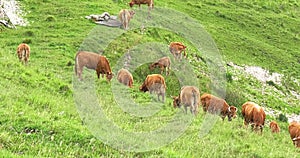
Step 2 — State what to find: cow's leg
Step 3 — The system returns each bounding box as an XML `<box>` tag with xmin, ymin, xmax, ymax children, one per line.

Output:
<box><xmin>166</xmin><ymin>66</ymin><xmax>169</xmax><ymax>76</ymax></box>
<box><xmin>184</xmin><ymin>106</ymin><xmax>187</xmax><ymax>114</ymax></box>
<box><xmin>160</xmin><ymin>66</ymin><xmax>164</xmax><ymax>74</ymax></box>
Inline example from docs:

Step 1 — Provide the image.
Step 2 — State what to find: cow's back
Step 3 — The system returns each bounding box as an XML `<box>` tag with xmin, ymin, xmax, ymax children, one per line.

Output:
<box><xmin>180</xmin><ymin>86</ymin><xmax>200</xmax><ymax>106</ymax></box>
<box><xmin>76</xmin><ymin>51</ymin><xmax>100</xmax><ymax>70</ymax></box>
<box><xmin>117</xmin><ymin>68</ymin><xmax>133</xmax><ymax>87</ymax></box>
<box><xmin>270</xmin><ymin>121</ymin><xmax>280</xmax><ymax>133</ymax></box>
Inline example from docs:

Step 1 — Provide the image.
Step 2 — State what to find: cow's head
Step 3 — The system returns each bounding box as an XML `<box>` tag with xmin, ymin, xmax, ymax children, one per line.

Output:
<box><xmin>171</xmin><ymin>96</ymin><xmax>180</xmax><ymax>108</ymax></box>
<box><xmin>227</xmin><ymin>106</ymin><xmax>238</xmax><ymax>121</ymax></box>
<box><xmin>106</xmin><ymin>72</ymin><xmax>113</xmax><ymax>82</ymax></box>
<box><xmin>292</xmin><ymin>137</ymin><xmax>300</xmax><ymax>147</ymax></box>
<box><xmin>149</xmin><ymin>63</ymin><xmax>156</xmax><ymax>70</ymax></box>
<box><xmin>251</xmin><ymin>123</ymin><xmax>264</xmax><ymax>132</ymax></box>
<box><xmin>129</xmin><ymin>2</ymin><xmax>134</xmax><ymax>7</ymax></box>
<box><xmin>129</xmin><ymin>10</ymin><xmax>135</xmax><ymax>18</ymax></box>
<box><xmin>139</xmin><ymin>83</ymin><xmax>148</xmax><ymax>92</ymax></box>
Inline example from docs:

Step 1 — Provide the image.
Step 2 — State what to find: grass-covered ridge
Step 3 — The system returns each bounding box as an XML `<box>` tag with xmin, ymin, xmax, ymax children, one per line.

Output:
<box><xmin>0</xmin><ymin>0</ymin><xmax>299</xmax><ymax>157</ymax></box>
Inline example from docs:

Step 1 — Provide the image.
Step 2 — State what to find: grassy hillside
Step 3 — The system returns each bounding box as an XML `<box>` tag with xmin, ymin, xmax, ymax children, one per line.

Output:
<box><xmin>0</xmin><ymin>0</ymin><xmax>299</xmax><ymax>157</ymax></box>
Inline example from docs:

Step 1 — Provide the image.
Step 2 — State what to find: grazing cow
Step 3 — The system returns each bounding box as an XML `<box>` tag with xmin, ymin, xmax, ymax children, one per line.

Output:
<box><xmin>242</xmin><ymin>101</ymin><xmax>266</xmax><ymax>132</ymax></box>
<box><xmin>149</xmin><ymin>56</ymin><xmax>171</xmax><ymax>76</ymax></box>
<box><xmin>139</xmin><ymin>74</ymin><xmax>166</xmax><ymax>102</ymax></box>
<box><xmin>128</xmin><ymin>0</ymin><xmax>154</xmax><ymax>15</ymax></box>
<box><xmin>269</xmin><ymin>121</ymin><xmax>280</xmax><ymax>133</ymax></box>
<box><xmin>288</xmin><ymin>121</ymin><xmax>300</xmax><ymax>148</ymax></box>
<box><xmin>117</xmin><ymin>68</ymin><xmax>133</xmax><ymax>88</ymax></box>
<box><xmin>96</xmin><ymin>55</ymin><xmax>113</xmax><ymax>82</ymax></box>
<box><xmin>200</xmin><ymin>93</ymin><xmax>238</xmax><ymax>121</ymax></box>
<box><xmin>169</xmin><ymin>42</ymin><xmax>187</xmax><ymax>61</ymax></box>
<box><xmin>74</xmin><ymin>51</ymin><xmax>113</xmax><ymax>81</ymax></box>
<box><xmin>172</xmin><ymin>86</ymin><xmax>200</xmax><ymax>115</ymax></box>
<box><xmin>119</xmin><ymin>9</ymin><xmax>135</xmax><ymax>30</ymax></box>
<box><xmin>17</xmin><ymin>43</ymin><xmax>30</xmax><ymax>64</ymax></box>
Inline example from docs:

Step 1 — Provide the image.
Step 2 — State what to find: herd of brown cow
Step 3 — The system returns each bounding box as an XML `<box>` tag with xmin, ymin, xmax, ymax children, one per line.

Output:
<box><xmin>15</xmin><ymin>0</ymin><xmax>300</xmax><ymax>149</ymax></box>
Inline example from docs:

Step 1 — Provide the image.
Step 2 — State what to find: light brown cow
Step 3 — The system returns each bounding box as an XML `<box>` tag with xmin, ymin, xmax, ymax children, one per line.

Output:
<box><xmin>169</xmin><ymin>42</ymin><xmax>187</xmax><ymax>61</ymax></box>
<box><xmin>96</xmin><ymin>55</ymin><xmax>113</xmax><ymax>82</ymax></box>
<box><xmin>117</xmin><ymin>68</ymin><xmax>133</xmax><ymax>88</ymax></box>
<box><xmin>119</xmin><ymin>9</ymin><xmax>135</xmax><ymax>30</ymax></box>
<box><xmin>17</xmin><ymin>43</ymin><xmax>30</xmax><ymax>64</ymax></box>
<box><xmin>242</xmin><ymin>101</ymin><xmax>266</xmax><ymax>132</ymax></box>
<box><xmin>172</xmin><ymin>86</ymin><xmax>200</xmax><ymax>115</ymax></box>
<box><xmin>200</xmin><ymin>93</ymin><xmax>238</xmax><ymax>121</ymax></box>
<box><xmin>149</xmin><ymin>56</ymin><xmax>171</xmax><ymax>76</ymax></box>
<box><xmin>288</xmin><ymin>121</ymin><xmax>300</xmax><ymax>148</ymax></box>
<box><xmin>269</xmin><ymin>121</ymin><xmax>280</xmax><ymax>133</ymax></box>
<box><xmin>139</xmin><ymin>74</ymin><xmax>166</xmax><ymax>102</ymax></box>
<box><xmin>75</xmin><ymin>51</ymin><xmax>113</xmax><ymax>81</ymax></box>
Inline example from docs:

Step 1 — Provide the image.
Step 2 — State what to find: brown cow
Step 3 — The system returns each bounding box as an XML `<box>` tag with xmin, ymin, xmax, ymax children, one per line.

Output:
<box><xmin>172</xmin><ymin>86</ymin><xmax>200</xmax><ymax>115</ymax></box>
<box><xmin>269</xmin><ymin>121</ymin><xmax>280</xmax><ymax>133</ymax></box>
<box><xmin>200</xmin><ymin>93</ymin><xmax>238</xmax><ymax>121</ymax></box>
<box><xmin>17</xmin><ymin>43</ymin><xmax>30</xmax><ymax>64</ymax></box>
<box><xmin>288</xmin><ymin>121</ymin><xmax>300</xmax><ymax>148</ymax></box>
<box><xmin>242</xmin><ymin>101</ymin><xmax>266</xmax><ymax>132</ymax></box>
<box><xmin>139</xmin><ymin>74</ymin><xmax>166</xmax><ymax>102</ymax></box>
<box><xmin>149</xmin><ymin>56</ymin><xmax>171</xmax><ymax>76</ymax></box>
<box><xmin>74</xmin><ymin>51</ymin><xmax>113</xmax><ymax>81</ymax></box>
<box><xmin>128</xmin><ymin>0</ymin><xmax>154</xmax><ymax>12</ymax></box>
<box><xmin>119</xmin><ymin>9</ymin><xmax>135</xmax><ymax>30</ymax></box>
<box><xmin>117</xmin><ymin>68</ymin><xmax>133</xmax><ymax>88</ymax></box>
<box><xmin>96</xmin><ymin>55</ymin><xmax>113</xmax><ymax>82</ymax></box>
<box><xmin>169</xmin><ymin>42</ymin><xmax>187</xmax><ymax>61</ymax></box>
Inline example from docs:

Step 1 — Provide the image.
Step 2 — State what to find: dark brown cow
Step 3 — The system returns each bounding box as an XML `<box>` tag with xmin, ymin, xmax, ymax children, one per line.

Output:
<box><xmin>288</xmin><ymin>121</ymin><xmax>300</xmax><ymax>148</ymax></box>
<box><xmin>169</xmin><ymin>42</ymin><xmax>187</xmax><ymax>61</ymax></box>
<box><xmin>172</xmin><ymin>86</ymin><xmax>200</xmax><ymax>115</ymax></box>
<box><xmin>200</xmin><ymin>93</ymin><xmax>238</xmax><ymax>121</ymax></box>
<box><xmin>269</xmin><ymin>121</ymin><xmax>280</xmax><ymax>133</ymax></box>
<box><xmin>149</xmin><ymin>56</ymin><xmax>171</xmax><ymax>76</ymax></box>
<box><xmin>17</xmin><ymin>43</ymin><xmax>30</xmax><ymax>64</ymax></box>
<box><xmin>128</xmin><ymin>0</ymin><xmax>154</xmax><ymax>11</ymax></box>
<box><xmin>96</xmin><ymin>55</ymin><xmax>113</xmax><ymax>82</ymax></box>
<box><xmin>119</xmin><ymin>9</ymin><xmax>135</xmax><ymax>30</ymax></box>
<box><xmin>139</xmin><ymin>74</ymin><xmax>166</xmax><ymax>102</ymax></box>
<box><xmin>75</xmin><ymin>51</ymin><xmax>113</xmax><ymax>81</ymax></box>
<box><xmin>117</xmin><ymin>68</ymin><xmax>133</xmax><ymax>88</ymax></box>
<box><xmin>242</xmin><ymin>101</ymin><xmax>266</xmax><ymax>132</ymax></box>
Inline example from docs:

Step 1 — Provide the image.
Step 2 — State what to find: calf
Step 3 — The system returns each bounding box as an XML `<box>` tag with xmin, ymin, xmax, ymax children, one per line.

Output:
<box><xmin>288</xmin><ymin>121</ymin><xmax>300</xmax><ymax>148</ymax></box>
<box><xmin>169</xmin><ymin>42</ymin><xmax>187</xmax><ymax>61</ymax></box>
<box><xmin>139</xmin><ymin>74</ymin><xmax>166</xmax><ymax>102</ymax></box>
<box><xmin>269</xmin><ymin>121</ymin><xmax>280</xmax><ymax>133</ymax></box>
<box><xmin>117</xmin><ymin>68</ymin><xmax>133</xmax><ymax>88</ymax></box>
<box><xmin>172</xmin><ymin>86</ymin><xmax>200</xmax><ymax>115</ymax></box>
<box><xmin>17</xmin><ymin>43</ymin><xmax>30</xmax><ymax>64</ymax></box>
<box><xmin>119</xmin><ymin>9</ymin><xmax>135</xmax><ymax>30</ymax></box>
<box><xmin>149</xmin><ymin>56</ymin><xmax>171</xmax><ymax>76</ymax></box>
<box><xmin>200</xmin><ymin>93</ymin><xmax>238</xmax><ymax>121</ymax></box>
<box><xmin>242</xmin><ymin>101</ymin><xmax>266</xmax><ymax>133</ymax></box>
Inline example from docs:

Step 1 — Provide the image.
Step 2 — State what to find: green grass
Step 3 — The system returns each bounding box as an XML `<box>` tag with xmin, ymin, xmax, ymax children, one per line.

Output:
<box><xmin>0</xmin><ymin>0</ymin><xmax>300</xmax><ymax>157</ymax></box>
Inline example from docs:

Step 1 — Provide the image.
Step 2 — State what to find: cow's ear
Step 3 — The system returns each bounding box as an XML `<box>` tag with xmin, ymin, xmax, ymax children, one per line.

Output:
<box><xmin>235</xmin><ymin>107</ymin><xmax>238</xmax><ymax>112</ymax></box>
<box><xmin>227</xmin><ymin>107</ymin><xmax>231</xmax><ymax>112</ymax></box>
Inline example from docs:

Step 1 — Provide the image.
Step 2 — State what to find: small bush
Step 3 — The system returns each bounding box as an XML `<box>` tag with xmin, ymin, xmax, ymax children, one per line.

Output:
<box><xmin>278</xmin><ymin>113</ymin><xmax>288</xmax><ymax>122</ymax></box>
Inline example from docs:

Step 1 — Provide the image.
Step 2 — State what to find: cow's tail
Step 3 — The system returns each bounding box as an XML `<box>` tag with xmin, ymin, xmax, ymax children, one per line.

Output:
<box><xmin>122</xmin><ymin>9</ymin><xmax>127</xmax><ymax>29</ymax></box>
<box><xmin>192</xmin><ymin>89</ymin><xmax>198</xmax><ymax>114</ymax></box>
<box><xmin>74</xmin><ymin>52</ymin><xmax>79</xmax><ymax>76</ymax></box>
